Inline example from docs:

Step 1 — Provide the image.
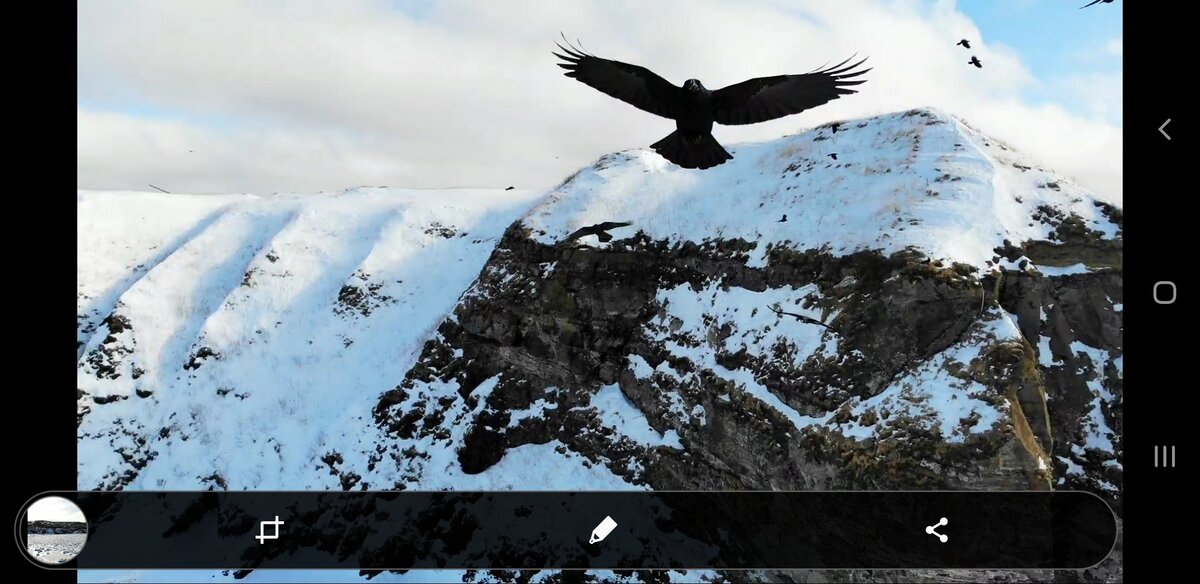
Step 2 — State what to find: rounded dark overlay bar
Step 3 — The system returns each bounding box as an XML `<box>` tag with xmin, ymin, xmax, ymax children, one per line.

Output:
<box><xmin>18</xmin><ymin>491</ymin><xmax>1115</xmax><ymax>570</ymax></box>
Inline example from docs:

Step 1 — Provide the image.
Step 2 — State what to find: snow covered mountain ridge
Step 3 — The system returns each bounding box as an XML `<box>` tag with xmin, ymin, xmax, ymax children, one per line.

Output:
<box><xmin>77</xmin><ymin>107</ymin><xmax>1121</xmax><ymax>582</ymax></box>
<box><xmin>524</xmin><ymin>107</ymin><xmax>1119</xmax><ymax>271</ymax></box>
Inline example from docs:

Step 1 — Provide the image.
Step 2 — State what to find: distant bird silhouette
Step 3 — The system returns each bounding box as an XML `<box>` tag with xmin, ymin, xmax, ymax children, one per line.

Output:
<box><xmin>1081</xmin><ymin>0</ymin><xmax>1113</xmax><ymax>7</ymax></box>
<box><xmin>769</xmin><ymin>304</ymin><xmax>837</xmax><ymax>331</ymax></box>
<box><xmin>554</xmin><ymin>36</ymin><xmax>869</xmax><ymax>170</ymax></box>
<box><xmin>563</xmin><ymin>221</ymin><xmax>633</xmax><ymax>244</ymax></box>
<box><xmin>956</xmin><ymin>39</ymin><xmax>971</xmax><ymax>49</ymax></box>
<box><xmin>968</xmin><ymin>56</ymin><xmax>983</xmax><ymax>69</ymax></box>
<box><xmin>779</xmin><ymin>214</ymin><xmax>788</xmax><ymax>223</ymax></box>
<box><xmin>828</xmin><ymin>153</ymin><xmax>838</xmax><ymax>160</ymax></box>
<box><xmin>505</xmin><ymin>186</ymin><xmax>515</xmax><ymax>190</ymax></box>
<box><xmin>830</xmin><ymin>122</ymin><xmax>841</xmax><ymax>134</ymax></box>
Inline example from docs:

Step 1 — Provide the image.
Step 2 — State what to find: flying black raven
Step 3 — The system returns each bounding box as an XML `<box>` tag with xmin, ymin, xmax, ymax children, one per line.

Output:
<box><xmin>828</xmin><ymin>153</ymin><xmax>838</xmax><ymax>160</ymax></box>
<box><xmin>778</xmin><ymin>214</ymin><xmax>788</xmax><ymax>223</ymax></box>
<box><xmin>563</xmin><ymin>221</ymin><xmax>633</xmax><ymax>244</ymax></box>
<box><xmin>768</xmin><ymin>304</ymin><xmax>838</xmax><ymax>331</ymax></box>
<box><xmin>956</xmin><ymin>39</ymin><xmax>971</xmax><ymax>49</ymax></box>
<box><xmin>968</xmin><ymin>56</ymin><xmax>983</xmax><ymax>69</ymax></box>
<box><xmin>554</xmin><ymin>38</ymin><xmax>869</xmax><ymax>170</ymax></box>
<box><xmin>1081</xmin><ymin>0</ymin><xmax>1113</xmax><ymax>7</ymax></box>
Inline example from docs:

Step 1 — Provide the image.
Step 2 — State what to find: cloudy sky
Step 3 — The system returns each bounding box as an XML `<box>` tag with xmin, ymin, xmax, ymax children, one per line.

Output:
<box><xmin>28</xmin><ymin>496</ymin><xmax>86</xmax><ymax>523</ymax></box>
<box><xmin>78</xmin><ymin>0</ymin><xmax>1123</xmax><ymax>202</ymax></box>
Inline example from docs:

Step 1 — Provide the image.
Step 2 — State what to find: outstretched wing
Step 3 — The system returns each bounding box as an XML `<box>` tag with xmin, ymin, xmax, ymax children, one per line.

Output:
<box><xmin>768</xmin><ymin>304</ymin><xmax>838</xmax><ymax>331</ymax></box>
<box><xmin>593</xmin><ymin>221</ymin><xmax>633</xmax><ymax>231</ymax></box>
<box><xmin>1080</xmin><ymin>0</ymin><xmax>1103</xmax><ymax>7</ymax></box>
<box><xmin>554</xmin><ymin>38</ymin><xmax>685</xmax><ymax>120</ymax></box>
<box><xmin>712</xmin><ymin>57</ymin><xmax>870</xmax><ymax>126</ymax></box>
<box><xmin>564</xmin><ymin>226</ymin><xmax>596</xmax><ymax>242</ymax></box>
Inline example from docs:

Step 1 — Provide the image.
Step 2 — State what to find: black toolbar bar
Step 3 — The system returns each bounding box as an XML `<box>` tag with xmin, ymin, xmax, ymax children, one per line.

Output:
<box><xmin>16</xmin><ymin>491</ymin><xmax>1116</xmax><ymax>570</ymax></box>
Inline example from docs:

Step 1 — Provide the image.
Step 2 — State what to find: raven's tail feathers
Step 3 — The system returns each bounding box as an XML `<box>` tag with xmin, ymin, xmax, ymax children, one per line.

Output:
<box><xmin>650</xmin><ymin>131</ymin><xmax>733</xmax><ymax>170</ymax></box>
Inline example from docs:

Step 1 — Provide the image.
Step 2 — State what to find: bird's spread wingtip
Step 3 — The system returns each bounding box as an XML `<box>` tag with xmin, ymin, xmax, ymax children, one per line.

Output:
<box><xmin>812</xmin><ymin>55</ymin><xmax>869</xmax><ymax>76</ymax></box>
<box><xmin>555</xmin><ymin>33</ymin><xmax>589</xmax><ymax>57</ymax></box>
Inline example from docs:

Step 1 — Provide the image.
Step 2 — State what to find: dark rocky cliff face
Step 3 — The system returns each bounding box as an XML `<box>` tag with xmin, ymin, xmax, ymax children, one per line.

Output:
<box><xmin>377</xmin><ymin>229</ymin><xmax>1050</xmax><ymax>491</ymax></box>
<box><xmin>368</xmin><ymin>222</ymin><xmax>1120</xmax><ymax>581</ymax></box>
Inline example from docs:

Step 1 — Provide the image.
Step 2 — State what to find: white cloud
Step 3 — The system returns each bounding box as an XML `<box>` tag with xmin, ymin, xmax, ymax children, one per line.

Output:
<box><xmin>77</xmin><ymin>0</ymin><xmax>1122</xmax><ymax>202</ymax></box>
<box><xmin>1057</xmin><ymin>71</ymin><xmax>1123</xmax><ymax>127</ymax></box>
<box><xmin>27</xmin><ymin>497</ymin><xmax>86</xmax><ymax>524</ymax></box>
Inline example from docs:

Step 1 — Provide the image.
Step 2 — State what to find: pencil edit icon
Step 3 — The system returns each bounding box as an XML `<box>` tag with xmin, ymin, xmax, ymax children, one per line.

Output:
<box><xmin>589</xmin><ymin>516</ymin><xmax>618</xmax><ymax>544</ymax></box>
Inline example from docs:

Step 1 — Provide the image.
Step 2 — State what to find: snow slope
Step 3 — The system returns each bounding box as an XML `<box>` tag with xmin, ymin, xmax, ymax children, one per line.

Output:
<box><xmin>76</xmin><ymin>187</ymin><xmax>594</xmax><ymax>490</ymax></box>
<box><xmin>27</xmin><ymin>533</ymin><xmax>87</xmax><ymax>565</ymax></box>
<box><xmin>77</xmin><ymin>191</ymin><xmax>250</xmax><ymax>358</ymax></box>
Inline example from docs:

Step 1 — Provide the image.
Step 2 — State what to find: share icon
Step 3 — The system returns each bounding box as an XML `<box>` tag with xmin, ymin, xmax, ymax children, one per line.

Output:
<box><xmin>925</xmin><ymin>517</ymin><xmax>948</xmax><ymax>543</ymax></box>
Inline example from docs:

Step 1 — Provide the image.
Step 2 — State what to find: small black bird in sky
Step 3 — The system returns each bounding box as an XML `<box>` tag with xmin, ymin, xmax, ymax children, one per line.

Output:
<box><xmin>968</xmin><ymin>56</ymin><xmax>983</xmax><ymax>69</ymax></box>
<box><xmin>769</xmin><ymin>304</ymin><xmax>838</xmax><ymax>331</ymax></box>
<box><xmin>779</xmin><ymin>214</ymin><xmax>788</xmax><ymax>223</ymax></box>
<box><xmin>957</xmin><ymin>39</ymin><xmax>971</xmax><ymax>49</ymax></box>
<box><xmin>563</xmin><ymin>221</ymin><xmax>633</xmax><ymax>244</ymax></box>
<box><xmin>828</xmin><ymin>153</ymin><xmax>838</xmax><ymax>160</ymax></box>
<box><xmin>1081</xmin><ymin>0</ymin><xmax>1113</xmax><ymax>7</ymax></box>
<box><xmin>830</xmin><ymin>122</ymin><xmax>841</xmax><ymax>134</ymax></box>
<box><xmin>505</xmin><ymin>186</ymin><xmax>515</xmax><ymax>191</ymax></box>
<box><xmin>554</xmin><ymin>37</ymin><xmax>869</xmax><ymax>170</ymax></box>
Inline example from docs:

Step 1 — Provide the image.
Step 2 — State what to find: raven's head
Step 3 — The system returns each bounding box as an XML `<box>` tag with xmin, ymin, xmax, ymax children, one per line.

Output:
<box><xmin>683</xmin><ymin>79</ymin><xmax>707</xmax><ymax>93</ymax></box>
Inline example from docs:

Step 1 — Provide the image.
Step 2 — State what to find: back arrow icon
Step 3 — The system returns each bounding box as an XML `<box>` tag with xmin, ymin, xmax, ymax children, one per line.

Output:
<box><xmin>1160</xmin><ymin>119</ymin><xmax>1172</xmax><ymax>141</ymax></box>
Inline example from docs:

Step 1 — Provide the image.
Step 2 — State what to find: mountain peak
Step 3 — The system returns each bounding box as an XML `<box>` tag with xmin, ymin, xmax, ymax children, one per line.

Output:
<box><xmin>524</xmin><ymin>108</ymin><xmax>1120</xmax><ymax>272</ymax></box>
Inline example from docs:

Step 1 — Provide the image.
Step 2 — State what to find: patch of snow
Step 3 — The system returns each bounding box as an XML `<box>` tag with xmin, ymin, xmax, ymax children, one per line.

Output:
<box><xmin>628</xmin><ymin>355</ymin><xmax>655</xmax><ymax>379</ymax></box>
<box><xmin>507</xmin><ymin>397</ymin><xmax>558</xmax><ymax>428</ymax></box>
<box><xmin>715</xmin><ymin>360</ymin><xmax>827</xmax><ymax>430</ymax></box>
<box><xmin>1068</xmin><ymin>341</ymin><xmax>1118</xmax><ymax>456</ymax></box>
<box><xmin>471</xmin><ymin>440</ymin><xmax>640</xmax><ymax>490</ymax></box>
<box><xmin>658</xmin><ymin>316</ymin><xmax>1006</xmax><ymax>444</ymax></box>
<box><xmin>1038</xmin><ymin>336</ymin><xmax>1056</xmax><ymax>367</ymax></box>
<box><xmin>663</xmin><ymin>388</ymin><xmax>690</xmax><ymax>419</ymax></box>
<box><xmin>1036</xmin><ymin>263</ymin><xmax>1092</xmax><ymax>276</ymax></box>
<box><xmin>1058</xmin><ymin>455</ymin><xmax>1084</xmax><ymax>476</ymax></box>
<box><xmin>591</xmin><ymin>384</ymin><xmax>684</xmax><ymax>449</ymax></box>
<box><xmin>847</xmin><ymin>350</ymin><xmax>1004</xmax><ymax>444</ymax></box>
<box><xmin>654</xmin><ymin>282</ymin><xmax>836</xmax><ymax>365</ymax></box>
<box><xmin>628</xmin><ymin>353</ymin><xmax>688</xmax><ymax>383</ymax></box>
